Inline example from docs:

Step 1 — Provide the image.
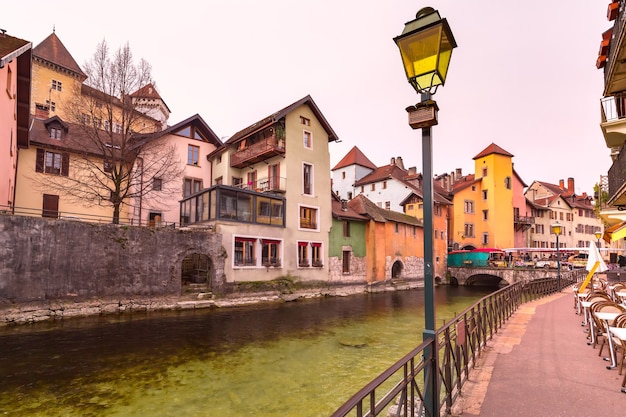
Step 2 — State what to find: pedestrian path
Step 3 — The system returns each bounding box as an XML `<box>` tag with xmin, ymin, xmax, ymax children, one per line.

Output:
<box><xmin>452</xmin><ymin>287</ymin><xmax>626</xmax><ymax>416</ymax></box>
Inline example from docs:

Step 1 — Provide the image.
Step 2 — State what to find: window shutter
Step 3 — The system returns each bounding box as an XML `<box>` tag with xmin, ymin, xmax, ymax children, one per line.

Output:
<box><xmin>61</xmin><ymin>153</ymin><xmax>70</xmax><ymax>176</ymax></box>
<box><xmin>36</xmin><ymin>148</ymin><xmax>44</xmax><ymax>173</ymax></box>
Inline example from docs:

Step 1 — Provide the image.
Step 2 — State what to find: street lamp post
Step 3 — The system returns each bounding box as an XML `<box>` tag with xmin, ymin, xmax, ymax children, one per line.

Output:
<box><xmin>551</xmin><ymin>222</ymin><xmax>562</xmax><ymax>292</ymax></box>
<box><xmin>394</xmin><ymin>7</ymin><xmax>456</xmax><ymax>417</ymax></box>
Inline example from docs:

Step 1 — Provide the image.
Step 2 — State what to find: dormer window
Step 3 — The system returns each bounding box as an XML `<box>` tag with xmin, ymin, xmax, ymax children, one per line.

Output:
<box><xmin>49</xmin><ymin>127</ymin><xmax>62</xmax><ymax>140</ymax></box>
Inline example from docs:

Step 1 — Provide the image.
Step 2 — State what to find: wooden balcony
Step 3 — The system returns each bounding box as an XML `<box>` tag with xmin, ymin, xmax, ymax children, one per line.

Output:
<box><xmin>230</xmin><ymin>134</ymin><xmax>285</xmax><ymax>168</ymax></box>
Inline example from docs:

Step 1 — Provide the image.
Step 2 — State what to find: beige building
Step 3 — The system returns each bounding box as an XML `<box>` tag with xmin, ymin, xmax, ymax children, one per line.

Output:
<box><xmin>181</xmin><ymin>95</ymin><xmax>339</xmax><ymax>283</ymax></box>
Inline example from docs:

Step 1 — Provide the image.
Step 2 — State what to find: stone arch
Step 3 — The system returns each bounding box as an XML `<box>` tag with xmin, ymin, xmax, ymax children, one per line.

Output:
<box><xmin>181</xmin><ymin>253</ymin><xmax>212</xmax><ymax>286</ymax></box>
<box><xmin>464</xmin><ymin>273</ymin><xmax>507</xmax><ymax>287</ymax></box>
<box><xmin>391</xmin><ymin>260</ymin><xmax>404</xmax><ymax>279</ymax></box>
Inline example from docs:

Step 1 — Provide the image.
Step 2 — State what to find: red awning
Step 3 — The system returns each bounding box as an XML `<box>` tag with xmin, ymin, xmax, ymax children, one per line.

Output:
<box><xmin>235</xmin><ymin>237</ymin><xmax>257</xmax><ymax>242</ymax></box>
<box><xmin>311</xmin><ymin>242</ymin><xmax>322</xmax><ymax>247</ymax></box>
<box><xmin>261</xmin><ymin>239</ymin><xmax>281</xmax><ymax>244</ymax></box>
<box><xmin>298</xmin><ymin>241</ymin><xmax>308</xmax><ymax>247</ymax></box>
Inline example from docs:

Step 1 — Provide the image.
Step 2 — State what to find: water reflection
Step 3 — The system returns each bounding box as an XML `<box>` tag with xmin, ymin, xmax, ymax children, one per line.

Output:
<box><xmin>0</xmin><ymin>286</ymin><xmax>493</xmax><ymax>416</ymax></box>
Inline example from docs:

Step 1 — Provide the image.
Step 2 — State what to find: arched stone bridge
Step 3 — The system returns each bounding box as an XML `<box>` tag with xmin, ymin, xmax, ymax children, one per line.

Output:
<box><xmin>447</xmin><ymin>266</ymin><xmax>587</xmax><ymax>287</ymax></box>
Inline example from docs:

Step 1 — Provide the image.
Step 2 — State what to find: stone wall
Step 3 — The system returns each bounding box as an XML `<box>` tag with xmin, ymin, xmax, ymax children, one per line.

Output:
<box><xmin>0</xmin><ymin>215</ymin><xmax>226</xmax><ymax>303</ymax></box>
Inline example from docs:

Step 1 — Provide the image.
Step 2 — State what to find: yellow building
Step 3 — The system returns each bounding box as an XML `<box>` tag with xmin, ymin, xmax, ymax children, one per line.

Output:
<box><xmin>15</xmin><ymin>32</ymin><xmax>173</xmax><ymax>223</ymax></box>
<box><xmin>449</xmin><ymin>143</ymin><xmax>515</xmax><ymax>250</ymax></box>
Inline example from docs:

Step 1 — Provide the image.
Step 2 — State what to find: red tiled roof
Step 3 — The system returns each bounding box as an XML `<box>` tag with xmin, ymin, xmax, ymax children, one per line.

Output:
<box><xmin>130</xmin><ymin>83</ymin><xmax>171</xmax><ymax>112</ymax></box>
<box><xmin>332</xmin><ymin>146</ymin><xmax>377</xmax><ymax>171</ymax></box>
<box><xmin>348</xmin><ymin>194</ymin><xmax>422</xmax><ymax>226</ymax></box>
<box><xmin>33</xmin><ymin>32</ymin><xmax>86</xmax><ymax>80</ymax></box>
<box><xmin>331</xmin><ymin>194</ymin><xmax>368</xmax><ymax>221</ymax></box>
<box><xmin>473</xmin><ymin>143</ymin><xmax>514</xmax><ymax>160</ymax></box>
<box><xmin>354</xmin><ymin>163</ymin><xmax>407</xmax><ymax>186</ymax></box>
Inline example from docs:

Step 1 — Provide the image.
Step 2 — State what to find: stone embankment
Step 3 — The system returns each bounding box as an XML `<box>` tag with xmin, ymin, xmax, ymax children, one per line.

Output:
<box><xmin>0</xmin><ymin>279</ymin><xmax>421</xmax><ymax>326</ymax></box>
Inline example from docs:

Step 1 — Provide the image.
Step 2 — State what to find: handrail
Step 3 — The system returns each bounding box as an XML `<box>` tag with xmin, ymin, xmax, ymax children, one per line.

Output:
<box><xmin>331</xmin><ymin>272</ymin><xmax>585</xmax><ymax>417</ymax></box>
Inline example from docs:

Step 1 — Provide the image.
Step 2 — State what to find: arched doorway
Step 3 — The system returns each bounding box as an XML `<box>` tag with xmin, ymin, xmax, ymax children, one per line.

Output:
<box><xmin>391</xmin><ymin>260</ymin><xmax>404</xmax><ymax>279</ymax></box>
<box><xmin>181</xmin><ymin>253</ymin><xmax>212</xmax><ymax>288</ymax></box>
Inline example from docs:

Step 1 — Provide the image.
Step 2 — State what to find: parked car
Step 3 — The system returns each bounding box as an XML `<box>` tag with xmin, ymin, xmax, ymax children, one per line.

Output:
<box><xmin>568</xmin><ymin>253</ymin><xmax>588</xmax><ymax>269</ymax></box>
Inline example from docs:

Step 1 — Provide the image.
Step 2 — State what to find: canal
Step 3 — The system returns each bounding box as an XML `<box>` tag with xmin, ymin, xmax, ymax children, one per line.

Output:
<box><xmin>0</xmin><ymin>286</ymin><xmax>494</xmax><ymax>416</ymax></box>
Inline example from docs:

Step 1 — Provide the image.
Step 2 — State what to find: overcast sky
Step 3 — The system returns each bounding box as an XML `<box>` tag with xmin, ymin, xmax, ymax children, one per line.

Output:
<box><xmin>4</xmin><ymin>0</ymin><xmax>610</xmax><ymax>195</ymax></box>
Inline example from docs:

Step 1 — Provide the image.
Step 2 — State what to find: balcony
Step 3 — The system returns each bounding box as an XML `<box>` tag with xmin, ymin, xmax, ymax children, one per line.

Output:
<box><xmin>514</xmin><ymin>215</ymin><xmax>534</xmax><ymax>232</ymax></box>
<box><xmin>604</xmin><ymin>2</ymin><xmax>626</xmax><ymax>95</ymax></box>
<box><xmin>234</xmin><ymin>176</ymin><xmax>286</xmax><ymax>194</ymax></box>
<box><xmin>608</xmin><ymin>142</ymin><xmax>626</xmax><ymax>208</ymax></box>
<box><xmin>230</xmin><ymin>134</ymin><xmax>285</xmax><ymax>168</ymax></box>
<box><xmin>601</xmin><ymin>95</ymin><xmax>626</xmax><ymax>149</ymax></box>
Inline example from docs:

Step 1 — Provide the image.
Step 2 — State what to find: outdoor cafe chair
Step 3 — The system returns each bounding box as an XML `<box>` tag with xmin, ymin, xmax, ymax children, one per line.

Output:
<box><xmin>594</xmin><ymin>302</ymin><xmax>626</xmax><ymax>357</ymax></box>
<box><xmin>611</xmin><ymin>313</ymin><xmax>626</xmax><ymax>376</ymax></box>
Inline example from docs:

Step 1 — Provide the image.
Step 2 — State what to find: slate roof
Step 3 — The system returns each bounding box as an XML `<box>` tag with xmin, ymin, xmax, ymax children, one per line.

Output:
<box><xmin>348</xmin><ymin>194</ymin><xmax>422</xmax><ymax>227</ymax></box>
<box><xmin>33</xmin><ymin>32</ymin><xmax>86</xmax><ymax>80</ymax></box>
<box><xmin>225</xmin><ymin>95</ymin><xmax>339</xmax><ymax>144</ymax></box>
<box><xmin>354</xmin><ymin>163</ymin><xmax>408</xmax><ymax>186</ymax></box>
<box><xmin>0</xmin><ymin>32</ymin><xmax>31</xmax><ymax>66</ymax></box>
<box><xmin>332</xmin><ymin>146</ymin><xmax>377</xmax><ymax>171</ymax></box>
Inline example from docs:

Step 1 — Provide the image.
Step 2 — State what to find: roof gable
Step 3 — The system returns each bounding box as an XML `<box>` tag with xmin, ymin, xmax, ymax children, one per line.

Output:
<box><xmin>473</xmin><ymin>143</ymin><xmax>514</xmax><ymax>160</ymax></box>
<box><xmin>33</xmin><ymin>32</ymin><xmax>86</xmax><ymax>80</ymax></box>
<box><xmin>226</xmin><ymin>95</ymin><xmax>339</xmax><ymax>144</ymax></box>
<box><xmin>332</xmin><ymin>146</ymin><xmax>377</xmax><ymax>171</ymax></box>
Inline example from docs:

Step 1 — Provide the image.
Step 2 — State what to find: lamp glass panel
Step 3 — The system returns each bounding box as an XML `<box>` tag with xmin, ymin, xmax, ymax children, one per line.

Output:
<box><xmin>397</xmin><ymin>25</ymin><xmax>443</xmax><ymax>87</ymax></box>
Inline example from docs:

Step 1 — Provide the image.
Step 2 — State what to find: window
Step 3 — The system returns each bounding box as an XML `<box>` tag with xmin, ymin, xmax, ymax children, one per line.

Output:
<box><xmin>342</xmin><ymin>171</ymin><xmax>346</xmax><ymax>179</ymax></box>
<box><xmin>299</xmin><ymin>206</ymin><xmax>318</xmax><ymax>229</ymax></box>
<box><xmin>395</xmin><ymin>223</ymin><xmax>399</xmax><ymax>233</ymax></box>
<box><xmin>300</xmin><ymin>116</ymin><xmax>310</xmax><ymax>126</ymax></box>
<box><xmin>5</xmin><ymin>66</ymin><xmax>12</xmax><ymax>97</ymax></box>
<box><xmin>232</xmin><ymin>177</ymin><xmax>243</xmax><ymax>187</ymax></box>
<box><xmin>215</xmin><ymin>176</ymin><xmax>223</xmax><ymax>185</ymax></box>
<box><xmin>385</xmin><ymin>201</ymin><xmax>391</xmax><ymax>210</ymax></box>
<box><xmin>298</xmin><ymin>242</ymin><xmax>309</xmax><ymax>267</ymax></box>
<box><xmin>261</xmin><ymin>239</ymin><xmax>281</xmax><ymax>267</ymax></box>
<box><xmin>247</xmin><ymin>171</ymin><xmax>257</xmax><ymax>190</ymax></box>
<box><xmin>187</xmin><ymin>145</ymin><xmax>200</xmax><ymax>165</ymax></box>
<box><xmin>52</xmin><ymin>79</ymin><xmax>62</xmax><ymax>91</ymax></box>
<box><xmin>82</xmin><ymin>114</ymin><xmax>90</xmax><ymax>125</ymax></box>
<box><xmin>234</xmin><ymin>237</ymin><xmax>256</xmax><ymax>266</ymax></box>
<box><xmin>184</xmin><ymin>178</ymin><xmax>202</xmax><ymax>197</ymax></box>
<box><xmin>360</xmin><ymin>186</ymin><xmax>364</xmax><ymax>193</ymax></box>
<box><xmin>434</xmin><ymin>205</ymin><xmax>442</xmax><ymax>216</ymax></box>
<box><xmin>36</xmin><ymin>149</ymin><xmax>69</xmax><ymax>176</ymax></box>
<box><xmin>311</xmin><ymin>242</ymin><xmax>322</xmax><ymax>267</ymax></box>
<box><xmin>104</xmin><ymin>120</ymin><xmax>110</xmax><ymax>132</ymax></box>
<box><xmin>371</xmin><ymin>183</ymin><xmax>375</xmax><ymax>191</ymax></box>
<box><xmin>114</xmin><ymin>123</ymin><xmax>123</xmax><ymax>134</ymax></box>
<box><xmin>268</xmin><ymin>163</ymin><xmax>280</xmax><ymax>190</ymax></box>
<box><xmin>49</xmin><ymin>127</ymin><xmax>62</xmax><ymax>139</ymax></box>
<box><xmin>464</xmin><ymin>200</ymin><xmax>474</xmax><ymax>214</ymax></box>
<box><xmin>343</xmin><ymin>220</ymin><xmax>350</xmax><ymax>237</ymax></box>
<box><xmin>46</xmin><ymin>100</ymin><xmax>56</xmax><ymax>112</ymax></box>
<box><xmin>483</xmin><ymin>210</ymin><xmax>488</xmax><ymax>220</ymax></box>
<box><xmin>93</xmin><ymin>117</ymin><xmax>101</xmax><ymax>129</ymax></box>
<box><xmin>464</xmin><ymin>223</ymin><xmax>474</xmax><ymax>238</ymax></box>
<box><xmin>342</xmin><ymin>250</ymin><xmax>351</xmax><ymax>274</ymax></box>
<box><xmin>303</xmin><ymin>131</ymin><xmax>312</xmax><ymax>148</ymax></box>
<box><xmin>482</xmin><ymin>233</ymin><xmax>489</xmax><ymax>245</ymax></box>
<box><xmin>482</xmin><ymin>167</ymin><xmax>488</xmax><ymax>177</ymax></box>
<box><xmin>153</xmin><ymin>178</ymin><xmax>163</xmax><ymax>191</ymax></box>
<box><xmin>303</xmin><ymin>163</ymin><xmax>313</xmax><ymax>195</ymax></box>
<box><xmin>348</xmin><ymin>192</ymin><xmax>352</xmax><ymax>199</ymax></box>
<box><xmin>504</xmin><ymin>176</ymin><xmax>512</xmax><ymax>189</ymax></box>
<box><xmin>383</xmin><ymin>181</ymin><xmax>387</xmax><ymax>189</ymax></box>
<box><xmin>104</xmin><ymin>161</ymin><xmax>113</xmax><ymax>173</ymax></box>
<box><xmin>482</xmin><ymin>190</ymin><xmax>488</xmax><ymax>200</ymax></box>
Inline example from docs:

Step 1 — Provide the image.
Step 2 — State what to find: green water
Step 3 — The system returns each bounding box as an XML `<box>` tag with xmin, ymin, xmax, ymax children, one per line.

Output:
<box><xmin>0</xmin><ymin>287</ymin><xmax>492</xmax><ymax>416</ymax></box>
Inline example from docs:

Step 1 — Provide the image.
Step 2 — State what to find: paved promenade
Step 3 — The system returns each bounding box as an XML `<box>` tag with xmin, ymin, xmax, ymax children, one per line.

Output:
<box><xmin>452</xmin><ymin>287</ymin><xmax>626</xmax><ymax>416</ymax></box>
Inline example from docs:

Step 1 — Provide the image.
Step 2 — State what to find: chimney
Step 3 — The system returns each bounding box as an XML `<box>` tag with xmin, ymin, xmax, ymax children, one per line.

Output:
<box><xmin>390</xmin><ymin>157</ymin><xmax>396</xmax><ymax>165</ymax></box>
<box><xmin>396</xmin><ymin>157</ymin><xmax>405</xmax><ymax>170</ymax></box>
<box><xmin>455</xmin><ymin>168</ymin><xmax>462</xmax><ymax>180</ymax></box>
<box><xmin>568</xmin><ymin>177</ymin><xmax>575</xmax><ymax>194</ymax></box>
<box><xmin>559</xmin><ymin>179</ymin><xmax>565</xmax><ymax>190</ymax></box>
<box><xmin>341</xmin><ymin>200</ymin><xmax>347</xmax><ymax>211</ymax></box>
<box><xmin>408</xmin><ymin>166</ymin><xmax>417</xmax><ymax>175</ymax></box>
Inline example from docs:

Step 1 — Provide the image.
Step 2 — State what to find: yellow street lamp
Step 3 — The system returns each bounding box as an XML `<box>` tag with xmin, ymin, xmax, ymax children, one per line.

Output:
<box><xmin>394</xmin><ymin>7</ymin><xmax>457</xmax><ymax>417</ymax></box>
<box><xmin>595</xmin><ymin>230</ymin><xmax>602</xmax><ymax>249</ymax></box>
<box><xmin>551</xmin><ymin>222</ymin><xmax>563</xmax><ymax>292</ymax></box>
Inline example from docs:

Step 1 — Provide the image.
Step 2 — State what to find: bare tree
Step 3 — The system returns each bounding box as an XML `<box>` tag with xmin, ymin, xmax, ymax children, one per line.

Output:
<box><xmin>41</xmin><ymin>40</ymin><xmax>183</xmax><ymax>224</ymax></box>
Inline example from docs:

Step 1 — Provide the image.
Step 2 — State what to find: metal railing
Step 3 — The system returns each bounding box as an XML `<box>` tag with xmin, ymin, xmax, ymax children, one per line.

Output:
<box><xmin>331</xmin><ymin>273</ymin><xmax>584</xmax><ymax>417</ymax></box>
<box><xmin>0</xmin><ymin>205</ymin><xmax>177</xmax><ymax>228</ymax></box>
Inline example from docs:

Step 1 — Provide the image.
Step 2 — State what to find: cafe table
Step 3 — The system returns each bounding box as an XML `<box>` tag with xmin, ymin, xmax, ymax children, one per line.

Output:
<box><xmin>609</xmin><ymin>326</ymin><xmax>626</xmax><ymax>393</ymax></box>
<box><xmin>595</xmin><ymin>311</ymin><xmax>622</xmax><ymax>369</ymax></box>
